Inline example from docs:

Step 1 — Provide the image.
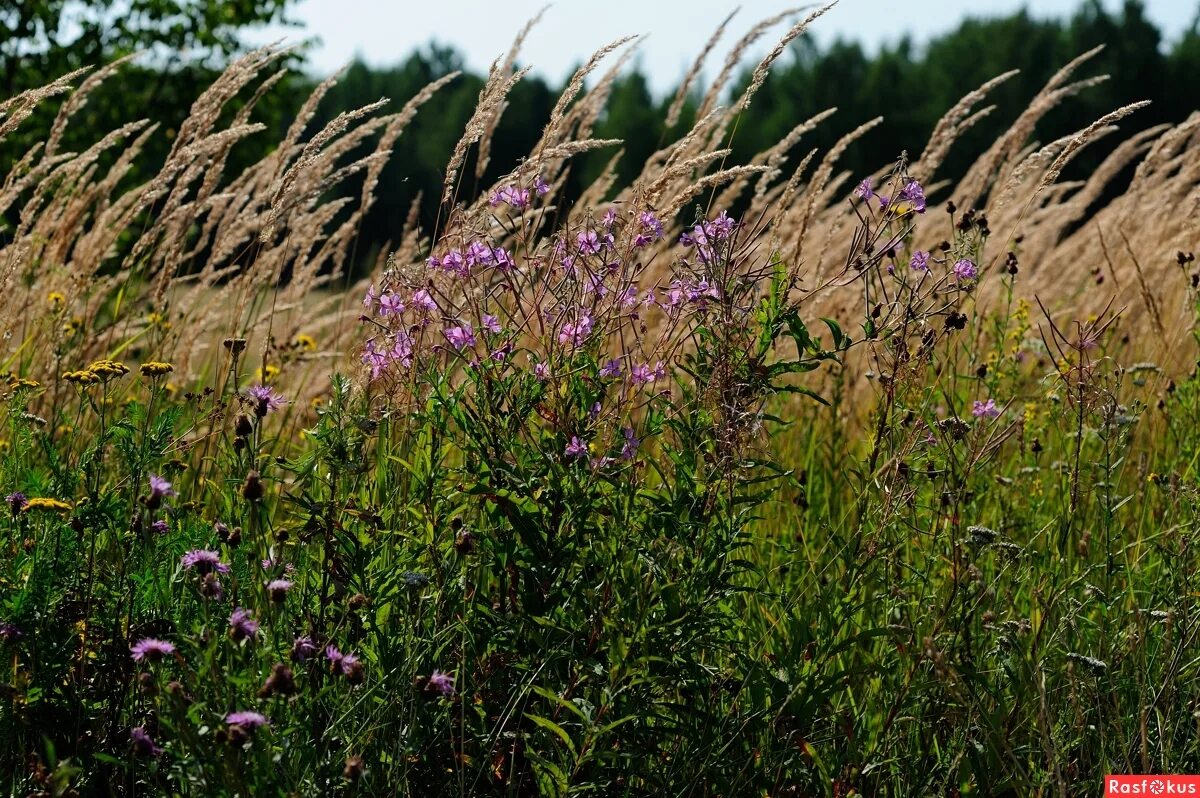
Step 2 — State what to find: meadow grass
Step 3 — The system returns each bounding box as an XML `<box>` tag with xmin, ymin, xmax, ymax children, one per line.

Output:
<box><xmin>1</xmin><ymin>11</ymin><xmax>1199</xmax><ymax>797</ymax></box>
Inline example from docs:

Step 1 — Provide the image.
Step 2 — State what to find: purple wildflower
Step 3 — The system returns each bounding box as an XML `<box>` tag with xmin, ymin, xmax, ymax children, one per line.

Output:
<box><xmin>599</xmin><ymin>359</ymin><xmax>622</xmax><ymax>378</ymax></box>
<box><xmin>910</xmin><ymin>250</ymin><xmax>930</xmax><ymax>271</ymax></box>
<box><xmin>266</xmin><ymin>579</ymin><xmax>293</xmax><ymax>602</ymax></box>
<box><xmin>378</xmin><ymin>291</ymin><xmax>405</xmax><ymax>317</ymax></box>
<box><xmin>564</xmin><ymin>437</ymin><xmax>588</xmax><ymax>460</ymax></box>
<box><xmin>181</xmin><ymin>549</ymin><xmax>229</xmax><ymax>575</ymax></box>
<box><xmin>629</xmin><ymin>363</ymin><xmax>655</xmax><ymax>386</ymax></box>
<box><xmin>898</xmin><ymin>180</ymin><xmax>927</xmax><ymax>213</ymax></box>
<box><xmin>443</xmin><ymin>323</ymin><xmax>476</xmax><ymax>351</ymax></box>
<box><xmin>493</xmin><ymin>247</ymin><xmax>515</xmax><ymax>270</ymax></box>
<box><xmin>482</xmin><ymin>314</ymin><xmax>502</xmax><ymax>335</ymax></box>
<box><xmin>246</xmin><ymin>384</ymin><xmax>286</xmax><ymax>415</ymax></box>
<box><xmin>131</xmin><ymin>638</ymin><xmax>175</xmax><ymax>662</ymax></box>
<box><xmin>150</xmin><ymin>519</ymin><xmax>168</xmax><ymax>535</ymax></box>
<box><xmin>148</xmin><ymin>474</ymin><xmax>175</xmax><ymax>502</ymax></box>
<box><xmin>855</xmin><ymin>178</ymin><xmax>874</xmax><ymax>200</ymax></box>
<box><xmin>292</xmin><ymin>636</ymin><xmax>317</xmax><ymax>662</ymax></box>
<box><xmin>972</xmin><ymin>399</ymin><xmax>1001</xmax><ymax>419</ymax></box>
<box><xmin>534</xmin><ymin>361</ymin><xmax>550</xmax><ymax>381</ymax></box>
<box><xmin>412</xmin><ymin>289</ymin><xmax>438</xmax><ymax>313</ymax></box>
<box><xmin>6</xmin><ymin>492</ymin><xmax>27</xmax><ymax>514</ymax></box>
<box><xmin>0</xmin><ymin>622</ymin><xmax>23</xmax><ymax>642</ymax></box>
<box><xmin>225</xmin><ymin>711</ymin><xmax>269</xmax><ymax>729</ymax></box>
<box><xmin>228</xmin><ymin>608</ymin><xmax>260</xmax><ymax>642</ymax></box>
<box><xmin>953</xmin><ymin>258</ymin><xmax>978</xmax><ymax>282</ymax></box>
<box><xmin>576</xmin><ymin>230</ymin><xmax>602</xmax><ymax>255</ymax></box>
<box><xmin>427</xmin><ymin>669</ymin><xmax>455</xmax><ymax>697</ymax></box>
<box><xmin>558</xmin><ymin>313</ymin><xmax>594</xmax><ymax>348</ymax></box>
<box><xmin>131</xmin><ymin>727</ymin><xmax>162</xmax><ymax>757</ymax></box>
<box><xmin>441</xmin><ymin>249</ymin><xmax>466</xmax><ymax>277</ymax></box>
<box><xmin>621</xmin><ymin>427</ymin><xmax>640</xmax><ymax>460</ymax></box>
<box><xmin>534</xmin><ymin>175</ymin><xmax>550</xmax><ymax>196</ymax></box>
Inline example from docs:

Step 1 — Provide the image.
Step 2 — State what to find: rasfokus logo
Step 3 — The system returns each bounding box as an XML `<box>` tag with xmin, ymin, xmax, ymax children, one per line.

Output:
<box><xmin>1106</xmin><ymin>776</ymin><xmax>1200</xmax><ymax>795</ymax></box>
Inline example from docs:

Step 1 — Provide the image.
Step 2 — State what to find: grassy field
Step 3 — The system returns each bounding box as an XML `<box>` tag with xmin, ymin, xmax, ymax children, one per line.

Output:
<box><xmin>1</xmin><ymin>11</ymin><xmax>1199</xmax><ymax>797</ymax></box>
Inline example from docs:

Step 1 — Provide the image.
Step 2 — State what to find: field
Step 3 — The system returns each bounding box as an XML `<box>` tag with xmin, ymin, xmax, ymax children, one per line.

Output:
<box><xmin>2</xmin><ymin>7</ymin><xmax>1200</xmax><ymax>796</ymax></box>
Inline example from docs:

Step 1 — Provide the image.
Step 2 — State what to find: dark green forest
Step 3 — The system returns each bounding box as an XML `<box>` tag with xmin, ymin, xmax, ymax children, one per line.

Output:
<box><xmin>5</xmin><ymin>0</ymin><xmax>1200</xmax><ymax>271</ymax></box>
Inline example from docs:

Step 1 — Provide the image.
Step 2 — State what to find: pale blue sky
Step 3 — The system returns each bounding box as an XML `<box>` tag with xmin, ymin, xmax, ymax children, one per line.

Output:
<box><xmin>264</xmin><ymin>0</ymin><xmax>1199</xmax><ymax>93</ymax></box>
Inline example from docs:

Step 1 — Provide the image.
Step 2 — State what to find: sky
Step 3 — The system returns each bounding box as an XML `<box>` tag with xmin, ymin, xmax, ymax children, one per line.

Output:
<box><xmin>262</xmin><ymin>0</ymin><xmax>1199</xmax><ymax>93</ymax></box>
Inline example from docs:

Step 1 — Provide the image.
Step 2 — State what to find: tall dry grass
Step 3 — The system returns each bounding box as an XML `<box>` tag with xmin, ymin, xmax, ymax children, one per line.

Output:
<box><xmin>1</xmin><ymin>12</ymin><xmax>1197</xmax><ymax>410</ymax></box>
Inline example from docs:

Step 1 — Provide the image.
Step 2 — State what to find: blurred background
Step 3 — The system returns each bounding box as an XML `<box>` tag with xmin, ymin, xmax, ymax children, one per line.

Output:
<box><xmin>3</xmin><ymin>0</ymin><xmax>1199</xmax><ymax>273</ymax></box>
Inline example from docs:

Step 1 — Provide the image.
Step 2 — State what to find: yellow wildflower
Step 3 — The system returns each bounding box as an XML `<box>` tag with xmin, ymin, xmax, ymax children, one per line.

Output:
<box><xmin>295</xmin><ymin>334</ymin><xmax>317</xmax><ymax>352</ymax></box>
<box><xmin>86</xmin><ymin>359</ymin><xmax>130</xmax><ymax>379</ymax></box>
<box><xmin>255</xmin><ymin>364</ymin><xmax>280</xmax><ymax>381</ymax></box>
<box><xmin>47</xmin><ymin>292</ymin><xmax>66</xmax><ymax>312</ymax></box>
<box><xmin>24</xmin><ymin>498</ymin><xmax>72</xmax><ymax>513</ymax></box>
<box><xmin>140</xmin><ymin>361</ymin><xmax>174</xmax><ymax>378</ymax></box>
<box><xmin>64</xmin><ymin>370</ymin><xmax>101</xmax><ymax>386</ymax></box>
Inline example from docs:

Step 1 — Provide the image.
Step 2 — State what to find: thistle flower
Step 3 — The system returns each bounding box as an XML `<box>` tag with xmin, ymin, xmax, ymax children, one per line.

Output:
<box><xmin>245</xmin><ymin>384</ymin><xmax>287</xmax><ymax>416</ymax></box>
<box><xmin>910</xmin><ymin>250</ymin><xmax>930</xmax><ymax>271</ymax></box>
<box><xmin>292</xmin><ymin>636</ymin><xmax>318</xmax><ymax>662</ymax></box>
<box><xmin>402</xmin><ymin>571</ymin><xmax>430</xmax><ymax>590</ymax></box>
<box><xmin>150</xmin><ymin>519</ymin><xmax>169</xmax><ymax>535</ymax></box>
<box><xmin>181</xmin><ymin>550</ymin><xmax>228</xmax><ymax>575</ymax></box>
<box><xmin>225</xmin><ymin>711</ymin><xmax>269</xmax><ymax>729</ymax></box>
<box><xmin>228</xmin><ymin>608</ymin><xmax>260</xmax><ymax>642</ymax></box>
<box><xmin>131</xmin><ymin>638</ymin><xmax>175</xmax><ymax>662</ymax></box>
<box><xmin>427</xmin><ymin>669</ymin><xmax>455</xmax><ymax>697</ymax></box>
<box><xmin>953</xmin><ymin>258</ymin><xmax>978</xmax><ymax>282</ymax></box>
<box><xmin>0</xmin><ymin>622</ymin><xmax>23</xmax><ymax>641</ymax></box>
<box><xmin>148</xmin><ymin>474</ymin><xmax>175</xmax><ymax>502</ymax></box>
<box><xmin>131</xmin><ymin>727</ymin><xmax>162</xmax><ymax>757</ymax></box>
<box><xmin>266</xmin><ymin>579</ymin><xmax>293</xmax><ymax>603</ymax></box>
<box><xmin>6</xmin><ymin>492</ymin><xmax>27</xmax><ymax>514</ymax></box>
<box><xmin>258</xmin><ymin>663</ymin><xmax>297</xmax><ymax>698</ymax></box>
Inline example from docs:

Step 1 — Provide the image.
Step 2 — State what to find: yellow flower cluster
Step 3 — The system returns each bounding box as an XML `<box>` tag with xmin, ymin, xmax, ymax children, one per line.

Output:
<box><xmin>256</xmin><ymin>364</ymin><xmax>280</xmax><ymax>381</ymax></box>
<box><xmin>86</xmin><ymin>360</ymin><xmax>130</xmax><ymax>379</ymax></box>
<box><xmin>7</xmin><ymin>375</ymin><xmax>40</xmax><ymax>390</ymax></box>
<box><xmin>47</xmin><ymin>291</ymin><xmax>67</xmax><ymax>313</ymax></box>
<box><xmin>140</xmin><ymin>361</ymin><xmax>174</xmax><ymax>377</ymax></box>
<box><xmin>64</xmin><ymin>370</ymin><xmax>102</xmax><ymax>386</ymax></box>
<box><xmin>295</xmin><ymin>334</ymin><xmax>317</xmax><ymax>352</ymax></box>
<box><xmin>24</xmin><ymin>497</ymin><xmax>72</xmax><ymax>513</ymax></box>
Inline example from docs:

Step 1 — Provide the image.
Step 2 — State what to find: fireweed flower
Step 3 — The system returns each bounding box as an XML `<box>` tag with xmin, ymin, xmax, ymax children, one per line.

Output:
<box><xmin>973</xmin><ymin>399</ymin><xmax>1001</xmax><ymax>419</ymax></box>
<box><xmin>443</xmin><ymin>323</ymin><xmax>476</xmax><ymax>351</ymax></box>
<box><xmin>441</xmin><ymin>250</ymin><xmax>466</xmax><ymax>277</ymax></box>
<box><xmin>6</xmin><ymin>492</ymin><xmax>27</xmax><ymax>514</ymax></box>
<box><xmin>428</xmin><ymin>670</ymin><xmax>455</xmax><ymax>697</ymax></box>
<box><xmin>534</xmin><ymin>175</ymin><xmax>550</xmax><ymax>196</ymax></box>
<box><xmin>493</xmin><ymin>247</ymin><xmax>515</xmax><ymax>271</ymax></box>
<box><xmin>246</xmin><ymin>384</ymin><xmax>287</xmax><ymax>415</ymax></box>
<box><xmin>621</xmin><ymin>427</ymin><xmax>640</xmax><ymax>460</ymax></box>
<box><xmin>228</xmin><ymin>608</ymin><xmax>260</xmax><ymax>642</ymax></box>
<box><xmin>467</xmin><ymin>240</ymin><xmax>495</xmax><ymax>268</ymax></box>
<box><xmin>490</xmin><ymin>185</ymin><xmax>530</xmax><ymax>209</ymax></box>
<box><xmin>855</xmin><ymin>178</ymin><xmax>874</xmax><ymax>200</ymax></box>
<box><xmin>601</xmin><ymin>207</ymin><xmax>618</xmax><ymax>228</ymax></box>
<box><xmin>181</xmin><ymin>550</ymin><xmax>230</xmax><ymax>575</ymax></box>
<box><xmin>910</xmin><ymin>250</ymin><xmax>930</xmax><ymax>271</ymax></box>
<box><xmin>411</xmin><ymin>289</ymin><xmax>438</xmax><ymax>313</ymax></box>
<box><xmin>576</xmin><ymin>230</ymin><xmax>602</xmax><ymax>255</ymax></box>
<box><xmin>131</xmin><ymin>727</ymin><xmax>162</xmax><ymax>757</ymax></box>
<box><xmin>362</xmin><ymin>284</ymin><xmax>377</xmax><ymax>312</ymax></box>
<box><xmin>131</xmin><ymin>638</ymin><xmax>175</xmax><ymax>662</ymax></box>
<box><xmin>362</xmin><ymin>340</ymin><xmax>389</xmax><ymax>380</ymax></box>
<box><xmin>534</xmin><ymin>361</ymin><xmax>550</xmax><ymax>381</ymax></box>
<box><xmin>599</xmin><ymin>359</ymin><xmax>622</xmax><ymax>378</ymax></box>
<box><xmin>378</xmin><ymin>291</ymin><xmax>405</xmax><ymax>316</ymax></box>
<box><xmin>896</xmin><ymin>180</ymin><xmax>927</xmax><ymax>213</ymax></box>
<box><xmin>558</xmin><ymin>313</ymin><xmax>594</xmax><ymax>348</ymax></box>
<box><xmin>482</xmin><ymin>315</ymin><xmax>502</xmax><ymax>334</ymax></box>
<box><xmin>705</xmin><ymin>210</ymin><xmax>737</xmax><ymax>240</ymax></box>
<box><xmin>953</xmin><ymin>258</ymin><xmax>978</xmax><ymax>282</ymax></box>
<box><xmin>565</xmin><ymin>437</ymin><xmax>588</xmax><ymax>459</ymax></box>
